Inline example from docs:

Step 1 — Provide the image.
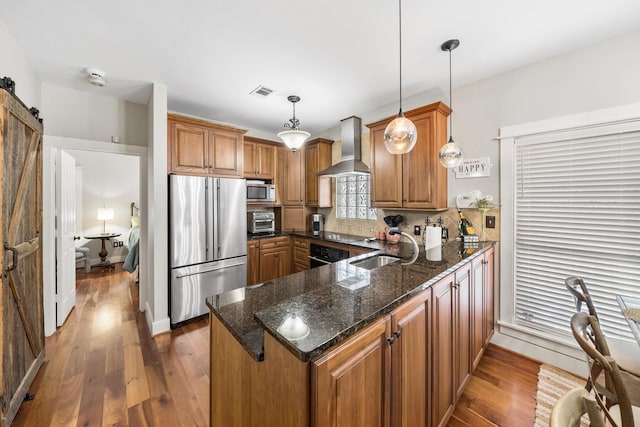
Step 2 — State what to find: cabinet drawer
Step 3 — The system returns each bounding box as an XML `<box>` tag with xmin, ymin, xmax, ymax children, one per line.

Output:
<box><xmin>293</xmin><ymin>237</ymin><xmax>309</xmax><ymax>249</ymax></box>
<box><xmin>259</xmin><ymin>236</ymin><xmax>290</xmax><ymax>250</ymax></box>
<box><xmin>293</xmin><ymin>247</ymin><xmax>310</xmax><ymax>266</ymax></box>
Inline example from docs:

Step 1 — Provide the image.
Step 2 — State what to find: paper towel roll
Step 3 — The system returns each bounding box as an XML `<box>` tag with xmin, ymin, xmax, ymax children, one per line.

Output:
<box><xmin>425</xmin><ymin>226</ymin><xmax>441</xmax><ymax>250</ymax></box>
<box><xmin>426</xmin><ymin>245</ymin><xmax>442</xmax><ymax>262</ymax></box>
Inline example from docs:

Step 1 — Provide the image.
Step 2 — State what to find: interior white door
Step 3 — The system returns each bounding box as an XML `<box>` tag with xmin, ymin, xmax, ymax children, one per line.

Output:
<box><xmin>56</xmin><ymin>149</ymin><xmax>77</xmax><ymax>326</ymax></box>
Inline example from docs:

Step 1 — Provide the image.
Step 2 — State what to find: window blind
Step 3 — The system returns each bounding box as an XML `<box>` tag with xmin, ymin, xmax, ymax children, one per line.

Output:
<box><xmin>514</xmin><ymin>127</ymin><xmax>640</xmax><ymax>341</ymax></box>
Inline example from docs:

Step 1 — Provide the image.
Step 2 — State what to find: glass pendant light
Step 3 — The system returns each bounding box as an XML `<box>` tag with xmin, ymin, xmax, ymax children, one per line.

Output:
<box><xmin>278</xmin><ymin>95</ymin><xmax>311</xmax><ymax>151</ymax></box>
<box><xmin>384</xmin><ymin>0</ymin><xmax>417</xmax><ymax>155</ymax></box>
<box><xmin>439</xmin><ymin>39</ymin><xmax>464</xmax><ymax>168</ymax></box>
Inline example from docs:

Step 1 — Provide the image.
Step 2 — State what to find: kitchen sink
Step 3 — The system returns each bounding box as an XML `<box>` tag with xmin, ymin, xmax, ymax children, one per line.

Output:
<box><xmin>350</xmin><ymin>255</ymin><xmax>401</xmax><ymax>270</ymax></box>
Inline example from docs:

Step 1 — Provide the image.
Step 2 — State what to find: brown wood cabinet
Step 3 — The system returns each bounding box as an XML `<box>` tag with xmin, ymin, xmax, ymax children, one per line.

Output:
<box><xmin>1</xmin><ymin>88</ymin><xmax>45</xmax><ymax>426</ymax></box>
<box><xmin>244</xmin><ymin>136</ymin><xmax>276</xmax><ymax>179</ymax></box>
<box><xmin>454</xmin><ymin>262</ymin><xmax>472</xmax><ymax>401</ymax></box>
<box><xmin>366</xmin><ymin>102</ymin><xmax>450</xmax><ymax>209</ymax></box>
<box><xmin>390</xmin><ymin>289</ymin><xmax>431</xmax><ymax>427</ymax></box>
<box><xmin>312</xmin><ymin>317</ymin><xmax>391</xmax><ymax>427</ymax></box>
<box><xmin>304</xmin><ymin>138</ymin><xmax>333</xmax><ymax>207</ymax></box>
<box><xmin>471</xmin><ymin>246</ymin><xmax>495</xmax><ymax>365</ymax></box>
<box><xmin>247</xmin><ymin>239</ymin><xmax>260</xmax><ymax>286</ymax></box>
<box><xmin>282</xmin><ymin>206</ymin><xmax>315</xmax><ymax>232</ymax></box>
<box><xmin>432</xmin><ymin>273</ymin><xmax>456</xmax><ymax>427</ymax></box>
<box><xmin>292</xmin><ymin>236</ymin><xmax>310</xmax><ymax>273</ymax></box>
<box><xmin>167</xmin><ymin>114</ymin><xmax>245</xmax><ymax>177</ymax></box>
<box><xmin>282</xmin><ymin>148</ymin><xmax>305</xmax><ymax>206</ymax></box>
<box><xmin>258</xmin><ymin>236</ymin><xmax>290</xmax><ymax>282</ymax></box>
<box><xmin>483</xmin><ymin>247</ymin><xmax>495</xmax><ymax>347</ymax></box>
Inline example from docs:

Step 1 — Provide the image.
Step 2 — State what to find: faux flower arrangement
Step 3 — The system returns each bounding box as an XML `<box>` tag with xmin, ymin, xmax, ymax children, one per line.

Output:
<box><xmin>471</xmin><ymin>190</ymin><xmax>495</xmax><ymax>209</ymax></box>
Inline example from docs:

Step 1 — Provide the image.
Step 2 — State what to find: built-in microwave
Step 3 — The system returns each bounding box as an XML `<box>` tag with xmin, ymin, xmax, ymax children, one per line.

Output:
<box><xmin>246</xmin><ymin>181</ymin><xmax>276</xmax><ymax>202</ymax></box>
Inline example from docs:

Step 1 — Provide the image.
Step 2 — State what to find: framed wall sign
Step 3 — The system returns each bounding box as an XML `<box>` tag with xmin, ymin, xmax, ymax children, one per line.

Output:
<box><xmin>454</xmin><ymin>157</ymin><xmax>492</xmax><ymax>178</ymax></box>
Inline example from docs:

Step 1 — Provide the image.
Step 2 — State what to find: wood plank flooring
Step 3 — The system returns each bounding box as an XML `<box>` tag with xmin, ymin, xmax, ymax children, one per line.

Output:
<box><xmin>12</xmin><ymin>267</ymin><xmax>541</xmax><ymax>426</ymax></box>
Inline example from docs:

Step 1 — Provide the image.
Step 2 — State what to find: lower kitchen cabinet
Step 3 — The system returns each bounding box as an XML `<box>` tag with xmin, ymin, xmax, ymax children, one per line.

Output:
<box><xmin>312</xmin><ymin>317</ymin><xmax>391</xmax><ymax>427</ymax></box>
<box><xmin>471</xmin><ymin>246</ymin><xmax>495</xmax><ymax>369</ymax></box>
<box><xmin>292</xmin><ymin>236</ymin><xmax>310</xmax><ymax>272</ymax></box>
<box><xmin>390</xmin><ymin>289</ymin><xmax>431</xmax><ymax>427</ymax></box>
<box><xmin>247</xmin><ymin>239</ymin><xmax>260</xmax><ymax>286</ymax></box>
<box><xmin>258</xmin><ymin>236</ymin><xmax>290</xmax><ymax>282</ymax></box>
<box><xmin>432</xmin><ymin>273</ymin><xmax>455</xmax><ymax>427</ymax></box>
<box><xmin>454</xmin><ymin>262</ymin><xmax>472</xmax><ymax>401</ymax></box>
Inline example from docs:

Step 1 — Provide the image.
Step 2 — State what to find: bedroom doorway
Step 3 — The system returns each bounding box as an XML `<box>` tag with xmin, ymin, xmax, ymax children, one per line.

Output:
<box><xmin>42</xmin><ymin>136</ymin><xmax>147</xmax><ymax>336</ymax></box>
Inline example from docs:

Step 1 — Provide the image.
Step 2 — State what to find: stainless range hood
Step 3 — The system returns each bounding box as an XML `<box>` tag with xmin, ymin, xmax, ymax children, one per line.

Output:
<box><xmin>317</xmin><ymin>116</ymin><xmax>369</xmax><ymax>177</ymax></box>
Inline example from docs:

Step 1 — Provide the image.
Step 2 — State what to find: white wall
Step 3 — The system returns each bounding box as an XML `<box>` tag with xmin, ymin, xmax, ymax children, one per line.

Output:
<box><xmin>41</xmin><ymin>83</ymin><xmax>148</xmax><ymax>146</ymax></box>
<box><xmin>143</xmin><ymin>83</ymin><xmax>170</xmax><ymax>335</ymax></box>
<box><xmin>0</xmin><ymin>19</ymin><xmax>40</xmax><ymax>108</ymax></box>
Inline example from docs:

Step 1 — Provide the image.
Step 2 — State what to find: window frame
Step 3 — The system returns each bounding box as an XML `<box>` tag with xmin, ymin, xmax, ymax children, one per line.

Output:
<box><xmin>498</xmin><ymin>102</ymin><xmax>640</xmax><ymax>356</ymax></box>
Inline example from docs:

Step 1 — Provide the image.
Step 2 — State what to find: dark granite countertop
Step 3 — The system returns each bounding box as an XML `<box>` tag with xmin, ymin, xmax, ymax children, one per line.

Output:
<box><xmin>208</xmin><ymin>237</ymin><xmax>495</xmax><ymax>362</ymax></box>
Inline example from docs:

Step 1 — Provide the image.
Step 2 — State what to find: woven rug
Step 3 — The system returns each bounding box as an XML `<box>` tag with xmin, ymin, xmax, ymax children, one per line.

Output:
<box><xmin>534</xmin><ymin>364</ymin><xmax>588</xmax><ymax>426</ymax></box>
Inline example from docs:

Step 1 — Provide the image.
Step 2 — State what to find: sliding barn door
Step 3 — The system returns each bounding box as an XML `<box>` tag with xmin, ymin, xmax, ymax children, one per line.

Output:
<box><xmin>0</xmin><ymin>85</ymin><xmax>45</xmax><ymax>426</ymax></box>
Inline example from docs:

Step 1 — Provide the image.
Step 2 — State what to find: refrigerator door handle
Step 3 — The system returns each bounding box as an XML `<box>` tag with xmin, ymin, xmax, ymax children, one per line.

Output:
<box><xmin>213</xmin><ymin>178</ymin><xmax>220</xmax><ymax>260</ymax></box>
<box><xmin>207</xmin><ymin>178</ymin><xmax>216</xmax><ymax>261</ymax></box>
<box><xmin>174</xmin><ymin>258</ymin><xmax>246</xmax><ymax>280</ymax></box>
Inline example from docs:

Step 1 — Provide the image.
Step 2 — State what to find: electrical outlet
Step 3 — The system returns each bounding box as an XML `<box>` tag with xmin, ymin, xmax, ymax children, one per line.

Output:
<box><xmin>414</xmin><ymin>225</ymin><xmax>421</xmax><ymax>236</ymax></box>
<box><xmin>486</xmin><ymin>215</ymin><xmax>496</xmax><ymax>229</ymax></box>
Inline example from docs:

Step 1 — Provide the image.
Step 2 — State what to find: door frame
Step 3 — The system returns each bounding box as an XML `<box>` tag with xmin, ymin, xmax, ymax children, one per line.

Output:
<box><xmin>43</xmin><ymin>135</ymin><xmax>147</xmax><ymax>336</ymax></box>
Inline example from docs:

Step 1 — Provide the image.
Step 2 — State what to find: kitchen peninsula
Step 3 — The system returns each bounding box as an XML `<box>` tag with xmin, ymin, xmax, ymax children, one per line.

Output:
<box><xmin>207</xmin><ymin>237</ymin><xmax>495</xmax><ymax>427</ymax></box>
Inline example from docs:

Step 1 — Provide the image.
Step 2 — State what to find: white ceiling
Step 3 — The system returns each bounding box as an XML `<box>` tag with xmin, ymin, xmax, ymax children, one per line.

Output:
<box><xmin>3</xmin><ymin>0</ymin><xmax>640</xmax><ymax>136</ymax></box>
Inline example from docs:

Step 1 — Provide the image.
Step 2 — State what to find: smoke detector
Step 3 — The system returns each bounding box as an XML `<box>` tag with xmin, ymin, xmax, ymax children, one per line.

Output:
<box><xmin>85</xmin><ymin>68</ymin><xmax>106</xmax><ymax>87</ymax></box>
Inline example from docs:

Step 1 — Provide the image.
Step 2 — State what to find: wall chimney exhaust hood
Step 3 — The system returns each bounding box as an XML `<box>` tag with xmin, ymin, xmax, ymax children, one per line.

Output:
<box><xmin>317</xmin><ymin>116</ymin><xmax>369</xmax><ymax>177</ymax></box>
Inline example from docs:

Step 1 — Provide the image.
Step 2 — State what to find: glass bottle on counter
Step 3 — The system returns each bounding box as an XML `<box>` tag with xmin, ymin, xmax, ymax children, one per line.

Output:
<box><xmin>457</xmin><ymin>209</ymin><xmax>475</xmax><ymax>236</ymax></box>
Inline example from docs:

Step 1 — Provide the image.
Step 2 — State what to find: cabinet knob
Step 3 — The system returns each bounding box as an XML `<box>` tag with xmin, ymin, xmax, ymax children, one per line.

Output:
<box><xmin>387</xmin><ymin>336</ymin><xmax>396</xmax><ymax>345</ymax></box>
<box><xmin>393</xmin><ymin>330</ymin><xmax>402</xmax><ymax>339</ymax></box>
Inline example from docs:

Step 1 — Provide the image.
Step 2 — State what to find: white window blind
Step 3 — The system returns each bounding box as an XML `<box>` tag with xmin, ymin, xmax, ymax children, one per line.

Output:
<box><xmin>514</xmin><ymin>126</ymin><xmax>640</xmax><ymax>341</ymax></box>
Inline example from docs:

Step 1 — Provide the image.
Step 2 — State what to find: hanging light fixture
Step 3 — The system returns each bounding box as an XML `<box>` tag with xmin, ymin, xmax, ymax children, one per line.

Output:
<box><xmin>439</xmin><ymin>39</ymin><xmax>464</xmax><ymax>168</ymax></box>
<box><xmin>384</xmin><ymin>0</ymin><xmax>417</xmax><ymax>155</ymax></box>
<box><xmin>278</xmin><ymin>95</ymin><xmax>311</xmax><ymax>152</ymax></box>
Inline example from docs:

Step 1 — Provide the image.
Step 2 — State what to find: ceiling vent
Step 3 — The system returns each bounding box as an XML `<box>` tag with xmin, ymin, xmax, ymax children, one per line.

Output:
<box><xmin>249</xmin><ymin>85</ymin><xmax>274</xmax><ymax>97</ymax></box>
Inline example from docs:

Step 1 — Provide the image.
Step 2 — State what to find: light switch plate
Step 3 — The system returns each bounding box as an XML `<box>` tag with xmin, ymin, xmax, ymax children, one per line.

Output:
<box><xmin>486</xmin><ymin>216</ymin><xmax>496</xmax><ymax>229</ymax></box>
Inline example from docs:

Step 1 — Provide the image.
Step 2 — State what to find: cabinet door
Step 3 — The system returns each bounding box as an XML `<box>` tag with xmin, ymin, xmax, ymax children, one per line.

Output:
<box><xmin>243</xmin><ymin>142</ymin><xmax>257</xmax><ymax>177</ymax></box>
<box><xmin>170</xmin><ymin>122</ymin><xmax>210</xmax><ymax>174</ymax></box>
<box><xmin>390</xmin><ymin>289</ymin><xmax>431</xmax><ymax>427</ymax></box>
<box><xmin>283</xmin><ymin>149</ymin><xmax>304</xmax><ymax>205</ymax></box>
<box><xmin>454</xmin><ymin>262</ymin><xmax>472</xmax><ymax>400</ymax></box>
<box><xmin>432</xmin><ymin>273</ymin><xmax>455</xmax><ymax>427</ymax></box>
<box><xmin>259</xmin><ymin>249</ymin><xmax>281</xmax><ymax>282</ymax></box>
<box><xmin>402</xmin><ymin>112</ymin><xmax>442</xmax><ymax>209</ymax></box>
<box><xmin>209</xmin><ymin>129</ymin><xmax>243</xmax><ymax>177</ymax></box>
<box><xmin>256</xmin><ymin>143</ymin><xmax>275</xmax><ymax>179</ymax></box>
<box><xmin>247</xmin><ymin>240</ymin><xmax>260</xmax><ymax>286</ymax></box>
<box><xmin>282</xmin><ymin>206</ymin><xmax>308</xmax><ymax>232</ymax></box>
<box><xmin>471</xmin><ymin>256</ymin><xmax>485</xmax><ymax>371</ymax></box>
<box><xmin>483</xmin><ymin>247</ymin><xmax>495</xmax><ymax>346</ymax></box>
<box><xmin>312</xmin><ymin>317</ymin><xmax>391</xmax><ymax>427</ymax></box>
<box><xmin>305</xmin><ymin>140</ymin><xmax>333</xmax><ymax>207</ymax></box>
<box><xmin>369</xmin><ymin>126</ymin><xmax>403</xmax><ymax>208</ymax></box>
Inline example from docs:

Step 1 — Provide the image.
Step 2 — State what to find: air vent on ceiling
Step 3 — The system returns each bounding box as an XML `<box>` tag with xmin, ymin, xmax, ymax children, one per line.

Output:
<box><xmin>249</xmin><ymin>85</ymin><xmax>274</xmax><ymax>97</ymax></box>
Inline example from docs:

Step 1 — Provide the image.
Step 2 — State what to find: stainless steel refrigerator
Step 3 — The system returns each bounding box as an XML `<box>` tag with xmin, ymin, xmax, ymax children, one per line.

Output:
<box><xmin>169</xmin><ymin>174</ymin><xmax>247</xmax><ymax>326</ymax></box>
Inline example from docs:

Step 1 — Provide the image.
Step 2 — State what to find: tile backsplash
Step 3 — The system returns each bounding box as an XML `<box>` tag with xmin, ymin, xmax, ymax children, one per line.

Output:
<box><xmin>319</xmin><ymin>206</ymin><xmax>500</xmax><ymax>244</ymax></box>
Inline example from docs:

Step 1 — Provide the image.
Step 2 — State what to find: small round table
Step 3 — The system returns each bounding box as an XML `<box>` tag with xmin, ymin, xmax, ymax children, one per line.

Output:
<box><xmin>84</xmin><ymin>233</ymin><xmax>121</xmax><ymax>270</ymax></box>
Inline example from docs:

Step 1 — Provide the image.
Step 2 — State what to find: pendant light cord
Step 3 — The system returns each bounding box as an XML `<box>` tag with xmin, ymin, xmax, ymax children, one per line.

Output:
<box><xmin>448</xmin><ymin>47</ymin><xmax>453</xmax><ymax>143</ymax></box>
<box><xmin>398</xmin><ymin>0</ymin><xmax>403</xmax><ymax>115</ymax></box>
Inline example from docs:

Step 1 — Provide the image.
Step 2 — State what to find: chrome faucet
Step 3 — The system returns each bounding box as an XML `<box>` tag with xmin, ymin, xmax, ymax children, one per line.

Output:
<box><xmin>387</xmin><ymin>227</ymin><xmax>419</xmax><ymax>265</ymax></box>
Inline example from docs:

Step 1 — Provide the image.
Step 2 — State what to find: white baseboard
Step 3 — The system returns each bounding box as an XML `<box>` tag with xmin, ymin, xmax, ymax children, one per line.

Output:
<box><xmin>491</xmin><ymin>330</ymin><xmax>588</xmax><ymax>377</ymax></box>
<box><xmin>145</xmin><ymin>301</ymin><xmax>170</xmax><ymax>336</ymax></box>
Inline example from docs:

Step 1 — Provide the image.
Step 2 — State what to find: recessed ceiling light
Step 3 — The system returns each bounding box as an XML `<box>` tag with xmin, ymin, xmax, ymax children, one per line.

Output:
<box><xmin>85</xmin><ymin>68</ymin><xmax>106</xmax><ymax>87</ymax></box>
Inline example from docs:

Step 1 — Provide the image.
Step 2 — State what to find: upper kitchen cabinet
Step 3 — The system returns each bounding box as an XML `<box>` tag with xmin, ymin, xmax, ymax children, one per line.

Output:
<box><xmin>367</xmin><ymin>102</ymin><xmax>451</xmax><ymax>210</ymax></box>
<box><xmin>304</xmin><ymin>138</ymin><xmax>333</xmax><ymax>207</ymax></box>
<box><xmin>282</xmin><ymin>148</ymin><xmax>305</xmax><ymax>206</ymax></box>
<box><xmin>244</xmin><ymin>136</ymin><xmax>277</xmax><ymax>180</ymax></box>
<box><xmin>167</xmin><ymin>114</ymin><xmax>245</xmax><ymax>177</ymax></box>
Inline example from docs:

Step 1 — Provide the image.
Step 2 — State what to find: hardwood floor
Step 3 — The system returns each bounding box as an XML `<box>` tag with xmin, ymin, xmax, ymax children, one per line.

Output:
<box><xmin>13</xmin><ymin>267</ymin><xmax>541</xmax><ymax>427</ymax></box>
